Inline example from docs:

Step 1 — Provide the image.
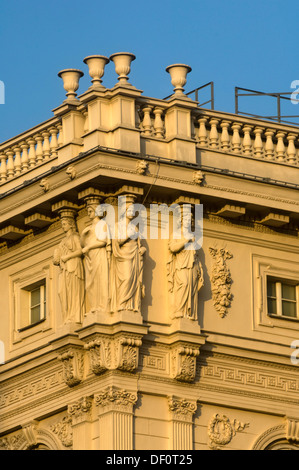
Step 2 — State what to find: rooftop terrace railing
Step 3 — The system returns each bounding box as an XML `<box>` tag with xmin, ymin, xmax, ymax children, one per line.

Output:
<box><xmin>235</xmin><ymin>87</ymin><xmax>299</xmax><ymax>126</ymax></box>
<box><xmin>0</xmin><ymin>117</ymin><xmax>62</xmax><ymax>184</ymax></box>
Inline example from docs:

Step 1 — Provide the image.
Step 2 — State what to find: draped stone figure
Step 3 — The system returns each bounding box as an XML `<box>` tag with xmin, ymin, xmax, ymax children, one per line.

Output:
<box><xmin>53</xmin><ymin>216</ymin><xmax>85</xmax><ymax>324</ymax></box>
<box><xmin>80</xmin><ymin>203</ymin><xmax>111</xmax><ymax>313</ymax></box>
<box><xmin>111</xmin><ymin>203</ymin><xmax>146</xmax><ymax>313</ymax></box>
<box><xmin>167</xmin><ymin>213</ymin><xmax>203</xmax><ymax>321</ymax></box>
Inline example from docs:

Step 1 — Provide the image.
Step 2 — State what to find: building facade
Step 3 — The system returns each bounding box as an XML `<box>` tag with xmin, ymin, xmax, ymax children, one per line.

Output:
<box><xmin>1</xmin><ymin>53</ymin><xmax>299</xmax><ymax>451</ymax></box>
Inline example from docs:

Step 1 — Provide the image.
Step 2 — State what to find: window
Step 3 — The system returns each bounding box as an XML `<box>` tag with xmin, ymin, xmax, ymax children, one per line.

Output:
<box><xmin>267</xmin><ymin>277</ymin><xmax>299</xmax><ymax>320</ymax></box>
<box><xmin>19</xmin><ymin>280</ymin><xmax>47</xmax><ymax>331</ymax></box>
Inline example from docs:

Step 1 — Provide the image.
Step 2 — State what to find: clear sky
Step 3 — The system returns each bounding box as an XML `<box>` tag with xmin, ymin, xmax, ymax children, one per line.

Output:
<box><xmin>0</xmin><ymin>0</ymin><xmax>298</xmax><ymax>142</ymax></box>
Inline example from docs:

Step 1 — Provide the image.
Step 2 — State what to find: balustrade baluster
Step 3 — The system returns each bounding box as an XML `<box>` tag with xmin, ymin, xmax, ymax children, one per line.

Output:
<box><xmin>0</xmin><ymin>152</ymin><xmax>7</xmax><ymax>182</ymax></box>
<box><xmin>265</xmin><ymin>130</ymin><xmax>275</xmax><ymax>160</ymax></box>
<box><xmin>13</xmin><ymin>146</ymin><xmax>22</xmax><ymax>175</ymax></box>
<box><xmin>42</xmin><ymin>131</ymin><xmax>51</xmax><ymax>159</ymax></box>
<box><xmin>276</xmin><ymin>132</ymin><xmax>286</xmax><ymax>162</ymax></box>
<box><xmin>27</xmin><ymin>138</ymin><xmax>37</xmax><ymax>168</ymax></box>
<box><xmin>220</xmin><ymin>121</ymin><xmax>230</xmax><ymax>151</ymax></box>
<box><xmin>209</xmin><ymin>118</ymin><xmax>219</xmax><ymax>148</ymax></box>
<box><xmin>197</xmin><ymin>117</ymin><xmax>208</xmax><ymax>146</ymax></box>
<box><xmin>20</xmin><ymin>142</ymin><xmax>29</xmax><ymax>171</ymax></box>
<box><xmin>35</xmin><ymin>134</ymin><xmax>44</xmax><ymax>163</ymax></box>
<box><xmin>142</xmin><ymin>106</ymin><xmax>153</xmax><ymax>136</ymax></box>
<box><xmin>153</xmin><ymin>108</ymin><xmax>164</xmax><ymax>138</ymax></box>
<box><xmin>231</xmin><ymin>123</ymin><xmax>241</xmax><ymax>153</ymax></box>
<box><xmin>287</xmin><ymin>134</ymin><xmax>297</xmax><ymax>164</ymax></box>
<box><xmin>243</xmin><ymin>125</ymin><xmax>252</xmax><ymax>156</ymax></box>
<box><xmin>6</xmin><ymin>150</ymin><xmax>15</xmax><ymax>178</ymax></box>
<box><xmin>253</xmin><ymin>127</ymin><xmax>264</xmax><ymax>158</ymax></box>
<box><xmin>50</xmin><ymin>127</ymin><xmax>59</xmax><ymax>157</ymax></box>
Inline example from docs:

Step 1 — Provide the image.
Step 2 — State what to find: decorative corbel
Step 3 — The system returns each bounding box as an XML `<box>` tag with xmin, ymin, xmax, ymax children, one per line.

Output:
<box><xmin>84</xmin><ymin>337</ymin><xmax>112</xmax><ymax>375</ymax></box>
<box><xmin>58</xmin><ymin>348</ymin><xmax>85</xmax><ymax>387</ymax></box>
<box><xmin>171</xmin><ymin>344</ymin><xmax>200</xmax><ymax>383</ymax></box>
<box><xmin>114</xmin><ymin>335</ymin><xmax>143</xmax><ymax>373</ymax></box>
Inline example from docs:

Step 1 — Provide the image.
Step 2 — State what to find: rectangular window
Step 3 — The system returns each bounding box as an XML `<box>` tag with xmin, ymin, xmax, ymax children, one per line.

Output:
<box><xmin>267</xmin><ymin>277</ymin><xmax>299</xmax><ymax>320</ymax></box>
<box><xmin>19</xmin><ymin>280</ymin><xmax>47</xmax><ymax>331</ymax></box>
<box><xmin>30</xmin><ymin>284</ymin><xmax>46</xmax><ymax>325</ymax></box>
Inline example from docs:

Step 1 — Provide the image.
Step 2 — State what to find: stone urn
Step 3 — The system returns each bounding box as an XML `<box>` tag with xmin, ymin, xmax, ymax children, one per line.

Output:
<box><xmin>109</xmin><ymin>52</ymin><xmax>136</xmax><ymax>85</ymax></box>
<box><xmin>83</xmin><ymin>55</ymin><xmax>110</xmax><ymax>88</ymax></box>
<box><xmin>165</xmin><ymin>63</ymin><xmax>192</xmax><ymax>96</ymax></box>
<box><xmin>58</xmin><ymin>68</ymin><xmax>84</xmax><ymax>101</ymax></box>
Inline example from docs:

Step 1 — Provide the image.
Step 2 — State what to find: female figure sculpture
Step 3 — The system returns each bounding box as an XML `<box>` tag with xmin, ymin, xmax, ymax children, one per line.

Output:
<box><xmin>53</xmin><ymin>216</ymin><xmax>85</xmax><ymax>324</ymax></box>
<box><xmin>80</xmin><ymin>203</ymin><xmax>111</xmax><ymax>313</ymax></box>
<box><xmin>111</xmin><ymin>203</ymin><xmax>146</xmax><ymax>313</ymax></box>
<box><xmin>167</xmin><ymin>212</ymin><xmax>203</xmax><ymax>321</ymax></box>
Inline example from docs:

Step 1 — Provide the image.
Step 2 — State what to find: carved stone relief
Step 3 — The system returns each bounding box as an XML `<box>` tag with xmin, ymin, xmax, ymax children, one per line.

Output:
<box><xmin>58</xmin><ymin>348</ymin><xmax>85</xmax><ymax>387</ymax></box>
<box><xmin>53</xmin><ymin>208</ymin><xmax>85</xmax><ymax>324</ymax></box>
<box><xmin>171</xmin><ymin>345</ymin><xmax>200</xmax><ymax>383</ymax></box>
<box><xmin>95</xmin><ymin>386</ymin><xmax>138</xmax><ymax>413</ymax></box>
<box><xmin>167</xmin><ymin>212</ymin><xmax>204</xmax><ymax>321</ymax></box>
<box><xmin>209</xmin><ymin>247</ymin><xmax>233</xmax><ymax>318</ymax></box>
<box><xmin>84</xmin><ymin>333</ymin><xmax>142</xmax><ymax>375</ymax></box>
<box><xmin>80</xmin><ymin>195</ymin><xmax>111</xmax><ymax>313</ymax></box>
<box><xmin>110</xmin><ymin>196</ymin><xmax>146</xmax><ymax>313</ymax></box>
<box><xmin>208</xmin><ymin>413</ymin><xmax>249</xmax><ymax>450</ymax></box>
<box><xmin>168</xmin><ymin>396</ymin><xmax>197</xmax><ymax>422</ymax></box>
<box><xmin>50</xmin><ymin>416</ymin><xmax>73</xmax><ymax>448</ymax></box>
<box><xmin>68</xmin><ymin>396</ymin><xmax>93</xmax><ymax>425</ymax></box>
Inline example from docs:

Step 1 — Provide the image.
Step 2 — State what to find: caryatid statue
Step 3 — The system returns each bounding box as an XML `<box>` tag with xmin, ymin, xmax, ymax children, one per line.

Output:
<box><xmin>53</xmin><ymin>210</ymin><xmax>85</xmax><ymax>324</ymax></box>
<box><xmin>111</xmin><ymin>196</ymin><xmax>146</xmax><ymax>313</ymax></box>
<box><xmin>167</xmin><ymin>211</ymin><xmax>203</xmax><ymax>321</ymax></box>
<box><xmin>80</xmin><ymin>196</ymin><xmax>112</xmax><ymax>313</ymax></box>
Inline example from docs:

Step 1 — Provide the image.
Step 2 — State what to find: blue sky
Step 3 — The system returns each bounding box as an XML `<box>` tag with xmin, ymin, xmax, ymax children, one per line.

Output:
<box><xmin>0</xmin><ymin>0</ymin><xmax>298</xmax><ymax>142</ymax></box>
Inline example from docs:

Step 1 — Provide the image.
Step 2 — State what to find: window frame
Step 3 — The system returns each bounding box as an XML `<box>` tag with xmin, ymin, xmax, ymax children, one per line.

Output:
<box><xmin>267</xmin><ymin>277</ymin><xmax>299</xmax><ymax>321</ymax></box>
<box><xmin>252</xmin><ymin>254</ymin><xmax>299</xmax><ymax>338</ymax></box>
<box><xmin>18</xmin><ymin>280</ymin><xmax>47</xmax><ymax>332</ymax></box>
<box><xmin>10</xmin><ymin>260</ymin><xmax>53</xmax><ymax>346</ymax></box>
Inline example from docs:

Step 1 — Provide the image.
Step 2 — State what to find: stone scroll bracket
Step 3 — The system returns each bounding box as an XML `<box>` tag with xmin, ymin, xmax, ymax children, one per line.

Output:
<box><xmin>49</xmin><ymin>332</ymin><xmax>86</xmax><ymax>388</ymax></box>
<box><xmin>161</xmin><ymin>318</ymin><xmax>206</xmax><ymax>383</ymax></box>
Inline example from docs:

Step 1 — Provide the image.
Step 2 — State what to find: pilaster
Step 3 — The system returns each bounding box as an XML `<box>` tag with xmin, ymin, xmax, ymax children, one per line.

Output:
<box><xmin>168</xmin><ymin>396</ymin><xmax>197</xmax><ymax>450</ymax></box>
<box><xmin>95</xmin><ymin>386</ymin><xmax>138</xmax><ymax>450</ymax></box>
<box><xmin>68</xmin><ymin>396</ymin><xmax>93</xmax><ymax>450</ymax></box>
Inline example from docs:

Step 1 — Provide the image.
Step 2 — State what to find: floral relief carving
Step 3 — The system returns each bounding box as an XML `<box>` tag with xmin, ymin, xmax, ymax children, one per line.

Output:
<box><xmin>95</xmin><ymin>386</ymin><xmax>138</xmax><ymax>413</ymax></box>
<box><xmin>208</xmin><ymin>414</ymin><xmax>249</xmax><ymax>450</ymax></box>
<box><xmin>0</xmin><ymin>432</ymin><xmax>27</xmax><ymax>450</ymax></box>
<box><xmin>50</xmin><ymin>416</ymin><xmax>73</xmax><ymax>448</ymax></box>
<box><xmin>168</xmin><ymin>396</ymin><xmax>197</xmax><ymax>421</ymax></box>
<box><xmin>209</xmin><ymin>247</ymin><xmax>233</xmax><ymax>318</ymax></box>
<box><xmin>68</xmin><ymin>396</ymin><xmax>93</xmax><ymax>425</ymax></box>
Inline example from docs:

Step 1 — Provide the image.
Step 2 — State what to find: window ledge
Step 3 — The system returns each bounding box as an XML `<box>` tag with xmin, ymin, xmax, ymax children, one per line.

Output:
<box><xmin>18</xmin><ymin>318</ymin><xmax>46</xmax><ymax>333</ymax></box>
